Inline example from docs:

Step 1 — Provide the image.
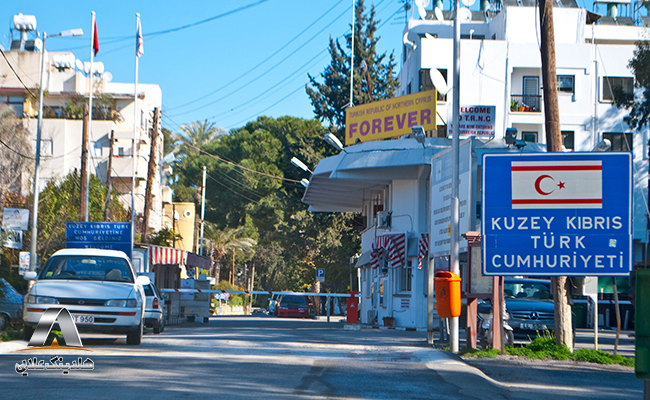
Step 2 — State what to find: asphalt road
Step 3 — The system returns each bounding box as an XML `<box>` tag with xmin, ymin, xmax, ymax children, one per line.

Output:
<box><xmin>0</xmin><ymin>316</ymin><xmax>644</xmax><ymax>399</ymax></box>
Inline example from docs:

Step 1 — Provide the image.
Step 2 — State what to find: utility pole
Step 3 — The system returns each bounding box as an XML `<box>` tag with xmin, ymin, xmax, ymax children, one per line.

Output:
<box><xmin>539</xmin><ymin>0</ymin><xmax>573</xmax><ymax>351</ymax></box>
<box><xmin>104</xmin><ymin>130</ymin><xmax>114</xmax><ymax>221</ymax></box>
<box><xmin>199</xmin><ymin>166</ymin><xmax>206</xmax><ymax>256</ymax></box>
<box><xmin>79</xmin><ymin>104</ymin><xmax>89</xmax><ymax>221</ymax></box>
<box><xmin>142</xmin><ymin>107</ymin><xmax>160</xmax><ymax>244</ymax></box>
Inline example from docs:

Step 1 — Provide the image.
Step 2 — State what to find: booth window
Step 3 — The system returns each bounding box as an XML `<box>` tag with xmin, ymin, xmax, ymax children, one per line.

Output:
<box><xmin>399</xmin><ymin>260</ymin><xmax>412</xmax><ymax>293</ymax></box>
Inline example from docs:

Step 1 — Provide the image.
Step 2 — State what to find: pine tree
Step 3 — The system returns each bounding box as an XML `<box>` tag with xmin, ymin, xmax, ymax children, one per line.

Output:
<box><xmin>306</xmin><ymin>0</ymin><xmax>398</xmax><ymax>130</ymax></box>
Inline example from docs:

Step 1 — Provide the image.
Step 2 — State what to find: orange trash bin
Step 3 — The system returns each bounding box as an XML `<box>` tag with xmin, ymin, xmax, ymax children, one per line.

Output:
<box><xmin>346</xmin><ymin>291</ymin><xmax>359</xmax><ymax>324</ymax></box>
<box><xmin>434</xmin><ymin>271</ymin><xmax>461</xmax><ymax>318</ymax></box>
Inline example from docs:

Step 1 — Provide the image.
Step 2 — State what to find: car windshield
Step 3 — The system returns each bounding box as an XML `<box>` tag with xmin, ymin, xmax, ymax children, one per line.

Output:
<box><xmin>281</xmin><ymin>296</ymin><xmax>307</xmax><ymax>306</ymax></box>
<box><xmin>39</xmin><ymin>256</ymin><xmax>134</xmax><ymax>283</ymax></box>
<box><xmin>504</xmin><ymin>280</ymin><xmax>552</xmax><ymax>300</ymax></box>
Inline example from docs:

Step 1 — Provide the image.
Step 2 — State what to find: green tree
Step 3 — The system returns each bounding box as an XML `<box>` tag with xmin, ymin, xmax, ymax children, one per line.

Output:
<box><xmin>306</xmin><ymin>0</ymin><xmax>398</xmax><ymax>130</ymax></box>
<box><xmin>0</xmin><ymin>105</ymin><xmax>32</xmax><ymax>207</ymax></box>
<box><xmin>613</xmin><ymin>40</ymin><xmax>650</xmax><ymax>130</ymax></box>
<box><xmin>204</xmin><ymin>224</ymin><xmax>256</xmax><ymax>283</ymax></box>
<box><xmin>28</xmin><ymin>172</ymin><xmax>127</xmax><ymax>266</ymax></box>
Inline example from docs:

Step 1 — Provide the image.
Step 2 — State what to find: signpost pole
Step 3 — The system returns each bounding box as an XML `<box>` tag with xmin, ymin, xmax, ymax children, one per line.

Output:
<box><xmin>449</xmin><ymin>0</ymin><xmax>462</xmax><ymax>354</ymax></box>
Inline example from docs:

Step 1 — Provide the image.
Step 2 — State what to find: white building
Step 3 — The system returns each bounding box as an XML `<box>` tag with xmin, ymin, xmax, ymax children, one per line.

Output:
<box><xmin>0</xmin><ymin>15</ymin><xmax>169</xmax><ymax>231</ymax></box>
<box><xmin>303</xmin><ymin>2</ymin><xmax>649</xmax><ymax>329</ymax></box>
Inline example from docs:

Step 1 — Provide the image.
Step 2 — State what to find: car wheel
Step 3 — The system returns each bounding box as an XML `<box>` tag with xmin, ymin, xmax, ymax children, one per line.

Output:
<box><xmin>505</xmin><ymin>330</ymin><xmax>514</xmax><ymax>347</ymax></box>
<box><xmin>23</xmin><ymin>325</ymin><xmax>35</xmax><ymax>342</ymax></box>
<box><xmin>159</xmin><ymin>316</ymin><xmax>165</xmax><ymax>333</ymax></box>
<box><xmin>126</xmin><ymin>320</ymin><xmax>143</xmax><ymax>345</ymax></box>
<box><xmin>0</xmin><ymin>315</ymin><xmax>7</xmax><ymax>331</ymax></box>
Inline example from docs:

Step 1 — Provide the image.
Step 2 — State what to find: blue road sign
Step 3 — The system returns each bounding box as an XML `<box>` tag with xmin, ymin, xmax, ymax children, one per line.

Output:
<box><xmin>65</xmin><ymin>222</ymin><xmax>132</xmax><ymax>260</ymax></box>
<box><xmin>316</xmin><ymin>268</ymin><xmax>325</xmax><ymax>282</ymax></box>
<box><xmin>482</xmin><ymin>152</ymin><xmax>631</xmax><ymax>276</ymax></box>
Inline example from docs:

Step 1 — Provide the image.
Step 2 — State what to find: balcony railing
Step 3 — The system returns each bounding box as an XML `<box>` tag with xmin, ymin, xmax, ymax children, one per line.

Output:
<box><xmin>510</xmin><ymin>94</ymin><xmax>542</xmax><ymax>113</ymax></box>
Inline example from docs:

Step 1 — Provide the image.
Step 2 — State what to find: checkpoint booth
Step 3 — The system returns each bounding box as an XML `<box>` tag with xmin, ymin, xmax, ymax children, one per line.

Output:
<box><xmin>141</xmin><ymin>245</ymin><xmax>212</xmax><ymax>323</ymax></box>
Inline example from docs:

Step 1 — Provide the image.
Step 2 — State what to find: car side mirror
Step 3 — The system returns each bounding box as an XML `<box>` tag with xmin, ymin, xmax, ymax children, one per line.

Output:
<box><xmin>24</xmin><ymin>271</ymin><xmax>37</xmax><ymax>281</ymax></box>
<box><xmin>162</xmin><ymin>293</ymin><xmax>168</xmax><ymax>301</ymax></box>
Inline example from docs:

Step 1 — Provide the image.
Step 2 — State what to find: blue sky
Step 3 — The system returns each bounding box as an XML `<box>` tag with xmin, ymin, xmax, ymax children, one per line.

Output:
<box><xmin>1</xmin><ymin>1</ymin><xmax>411</xmax><ymax>134</ymax></box>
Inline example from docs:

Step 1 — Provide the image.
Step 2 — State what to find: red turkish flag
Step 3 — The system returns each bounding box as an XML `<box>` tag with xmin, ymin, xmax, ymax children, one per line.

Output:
<box><xmin>93</xmin><ymin>20</ymin><xmax>99</xmax><ymax>57</ymax></box>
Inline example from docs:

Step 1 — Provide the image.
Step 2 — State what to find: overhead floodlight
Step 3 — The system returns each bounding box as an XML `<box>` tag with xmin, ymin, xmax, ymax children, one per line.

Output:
<box><xmin>300</xmin><ymin>179</ymin><xmax>310</xmax><ymax>188</ymax></box>
<box><xmin>412</xmin><ymin>126</ymin><xmax>426</xmax><ymax>148</ymax></box>
<box><xmin>291</xmin><ymin>157</ymin><xmax>312</xmax><ymax>173</ymax></box>
<box><xmin>60</xmin><ymin>28</ymin><xmax>83</xmax><ymax>37</ymax></box>
<box><xmin>592</xmin><ymin>139</ymin><xmax>611</xmax><ymax>152</ymax></box>
<box><xmin>324</xmin><ymin>133</ymin><xmax>344</xmax><ymax>152</ymax></box>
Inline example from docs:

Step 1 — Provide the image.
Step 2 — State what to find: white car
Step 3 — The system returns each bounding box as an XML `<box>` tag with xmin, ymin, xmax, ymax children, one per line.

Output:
<box><xmin>143</xmin><ymin>281</ymin><xmax>166</xmax><ymax>334</ymax></box>
<box><xmin>23</xmin><ymin>249</ymin><xmax>148</xmax><ymax>345</ymax></box>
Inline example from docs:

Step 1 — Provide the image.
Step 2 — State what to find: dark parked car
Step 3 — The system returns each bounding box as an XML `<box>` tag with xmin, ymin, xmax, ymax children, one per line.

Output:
<box><xmin>0</xmin><ymin>278</ymin><xmax>22</xmax><ymax>330</ymax></box>
<box><xmin>277</xmin><ymin>295</ymin><xmax>313</xmax><ymax>318</ymax></box>
<box><xmin>504</xmin><ymin>278</ymin><xmax>556</xmax><ymax>336</ymax></box>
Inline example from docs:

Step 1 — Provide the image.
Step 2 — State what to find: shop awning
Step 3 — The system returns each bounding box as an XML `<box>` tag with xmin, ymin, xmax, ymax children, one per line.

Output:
<box><xmin>149</xmin><ymin>245</ymin><xmax>186</xmax><ymax>265</ymax></box>
<box><xmin>354</xmin><ymin>251</ymin><xmax>372</xmax><ymax>268</ymax></box>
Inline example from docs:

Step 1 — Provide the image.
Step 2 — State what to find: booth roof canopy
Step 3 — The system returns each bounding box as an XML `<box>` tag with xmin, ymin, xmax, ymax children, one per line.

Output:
<box><xmin>302</xmin><ymin>137</ymin><xmax>547</xmax><ymax>213</ymax></box>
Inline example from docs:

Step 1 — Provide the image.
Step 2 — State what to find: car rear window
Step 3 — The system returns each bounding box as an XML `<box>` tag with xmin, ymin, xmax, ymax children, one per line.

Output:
<box><xmin>39</xmin><ymin>256</ymin><xmax>134</xmax><ymax>283</ymax></box>
<box><xmin>281</xmin><ymin>296</ymin><xmax>308</xmax><ymax>306</ymax></box>
<box><xmin>143</xmin><ymin>284</ymin><xmax>154</xmax><ymax>296</ymax></box>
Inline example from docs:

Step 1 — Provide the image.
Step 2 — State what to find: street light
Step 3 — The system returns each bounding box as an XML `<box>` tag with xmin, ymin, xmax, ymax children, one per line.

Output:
<box><xmin>290</xmin><ymin>157</ymin><xmax>313</xmax><ymax>174</ymax></box>
<box><xmin>30</xmin><ymin>28</ymin><xmax>83</xmax><ymax>272</ymax></box>
<box><xmin>324</xmin><ymin>133</ymin><xmax>347</xmax><ymax>153</ymax></box>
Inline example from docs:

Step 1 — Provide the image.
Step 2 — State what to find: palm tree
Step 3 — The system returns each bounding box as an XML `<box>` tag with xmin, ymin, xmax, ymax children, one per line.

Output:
<box><xmin>173</xmin><ymin>119</ymin><xmax>226</xmax><ymax>157</ymax></box>
<box><xmin>204</xmin><ymin>224</ymin><xmax>256</xmax><ymax>284</ymax></box>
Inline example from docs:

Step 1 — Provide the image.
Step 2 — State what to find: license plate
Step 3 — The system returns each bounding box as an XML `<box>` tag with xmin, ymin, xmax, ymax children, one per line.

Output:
<box><xmin>520</xmin><ymin>323</ymin><xmax>546</xmax><ymax>330</ymax></box>
<box><xmin>73</xmin><ymin>315</ymin><xmax>95</xmax><ymax>324</ymax></box>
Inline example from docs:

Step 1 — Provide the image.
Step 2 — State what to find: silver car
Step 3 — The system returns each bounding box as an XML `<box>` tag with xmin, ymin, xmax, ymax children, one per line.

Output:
<box><xmin>143</xmin><ymin>281</ymin><xmax>166</xmax><ymax>334</ymax></box>
<box><xmin>0</xmin><ymin>278</ymin><xmax>22</xmax><ymax>330</ymax></box>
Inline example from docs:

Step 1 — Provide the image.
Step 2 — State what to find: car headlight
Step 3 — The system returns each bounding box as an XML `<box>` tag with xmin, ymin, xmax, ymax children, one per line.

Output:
<box><xmin>25</xmin><ymin>295</ymin><xmax>58</xmax><ymax>304</ymax></box>
<box><xmin>105</xmin><ymin>299</ymin><xmax>138</xmax><ymax>307</ymax></box>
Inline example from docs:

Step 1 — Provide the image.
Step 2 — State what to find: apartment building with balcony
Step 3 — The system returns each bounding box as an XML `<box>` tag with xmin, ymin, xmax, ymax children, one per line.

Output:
<box><xmin>0</xmin><ymin>15</ymin><xmax>169</xmax><ymax>231</ymax></box>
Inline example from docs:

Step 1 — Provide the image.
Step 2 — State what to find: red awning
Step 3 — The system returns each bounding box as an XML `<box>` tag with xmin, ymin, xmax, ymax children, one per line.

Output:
<box><xmin>149</xmin><ymin>245</ymin><xmax>186</xmax><ymax>265</ymax></box>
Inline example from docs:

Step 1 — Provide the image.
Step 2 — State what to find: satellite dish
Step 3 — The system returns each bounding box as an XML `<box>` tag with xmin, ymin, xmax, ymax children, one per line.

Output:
<box><xmin>103</xmin><ymin>71</ymin><xmax>112</xmax><ymax>82</ymax></box>
<box><xmin>75</xmin><ymin>59</ymin><xmax>84</xmax><ymax>71</ymax></box>
<box><xmin>458</xmin><ymin>7</ymin><xmax>472</xmax><ymax>23</ymax></box>
<box><xmin>429</xmin><ymin>68</ymin><xmax>451</xmax><ymax>95</ymax></box>
<box><xmin>461</xmin><ymin>0</ymin><xmax>476</xmax><ymax>7</ymax></box>
<box><xmin>434</xmin><ymin>7</ymin><xmax>444</xmax><ymax>21</ymax></box>
<box><xmin>403</xmin><ymin>31</ymin><xmax>416</xmax><ymax>50</ymax></box>
<box><xmin>415</xmin><ymin>0</ymin><xmax>430</xmax><ymax>19</ymax></box>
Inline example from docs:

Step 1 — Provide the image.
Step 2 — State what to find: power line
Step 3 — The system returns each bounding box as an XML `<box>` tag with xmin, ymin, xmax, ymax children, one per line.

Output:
<box><xmin>51</xmin><ymin>1</ymin><xmax>271</xmax><ymax>52</ymax></box>
<box><xmin>168</xmin><ymin>3</ymin><xmax>352</xmax><ymax>118</ymax></box>
<box><xmin>0</xmin><ymin>137</ymin><xmax>34</xmax><ymax>159</ymax></box>
<box><xmin>167</xmin><ymin>0</ymin><xmax>346</xmax><ymax>112</ymax></box>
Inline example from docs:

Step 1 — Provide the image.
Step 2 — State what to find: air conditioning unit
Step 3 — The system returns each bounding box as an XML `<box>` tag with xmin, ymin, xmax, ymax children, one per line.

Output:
<box><xmin>367</xmin><ymin>310</ymin><xmax>377</xmax><ymax>325</ymax></box>
<box><xmin>377</xmin><ymin>211</ymin><xmax>392</xmax><ymax>229</ymax></box>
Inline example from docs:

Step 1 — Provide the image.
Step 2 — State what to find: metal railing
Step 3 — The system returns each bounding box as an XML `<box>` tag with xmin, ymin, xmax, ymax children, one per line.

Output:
<box><xmin>510</xmin><ymin>94</ymin><xmax>542</xmax><ymax>112</ymax></box>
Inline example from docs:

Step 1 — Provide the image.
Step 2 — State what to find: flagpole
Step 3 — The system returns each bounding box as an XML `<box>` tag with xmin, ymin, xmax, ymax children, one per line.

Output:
<box><xmin>131</xmin><ymin>12</ymin><xmax>140</xmax><ymax>255</ymax></box>
<box><xmin>85</xmin><ymin>11</ymin><xmax>95</xmax><ymax>222</ymax></box>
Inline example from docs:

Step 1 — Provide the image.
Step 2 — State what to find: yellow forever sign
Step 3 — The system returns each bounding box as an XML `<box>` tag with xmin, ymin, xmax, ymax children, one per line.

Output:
<box><xmin>345</xmin><ymin>90</ymin><xmax>437</xmax><ymax>145</ymax></box>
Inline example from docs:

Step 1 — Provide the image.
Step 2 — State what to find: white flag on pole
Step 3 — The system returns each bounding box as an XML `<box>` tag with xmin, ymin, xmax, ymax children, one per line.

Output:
<box><xmin>136</xmin><ymin>16</ymin><xmax>144</xmax><ymax>57</ymax></box>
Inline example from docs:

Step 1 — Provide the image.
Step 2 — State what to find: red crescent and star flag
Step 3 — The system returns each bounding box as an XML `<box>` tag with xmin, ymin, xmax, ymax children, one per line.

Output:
<box><xmin>511</xmin><ymin>160</ymin><xmax>602</xmax><ymax>209</ymax></box>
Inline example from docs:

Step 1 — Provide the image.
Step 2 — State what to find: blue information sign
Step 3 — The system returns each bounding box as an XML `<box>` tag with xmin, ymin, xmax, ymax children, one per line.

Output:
<box><xmin>65</xmin><ymin>222</ymin><xmax>132</xmax><ymax>260</ymax></box>
<box><xmin>482</xmin><ymin>152</ymin><xmax>631</xmax><ymax>276</ymax></box>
